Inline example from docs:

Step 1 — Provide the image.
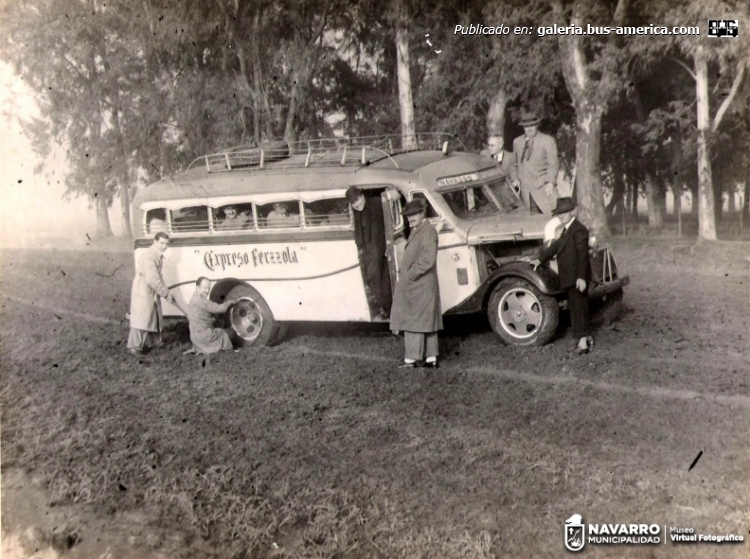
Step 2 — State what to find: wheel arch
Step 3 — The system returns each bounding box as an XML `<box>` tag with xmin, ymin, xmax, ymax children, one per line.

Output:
<box><xmin>209</xmin><ymin>278</ymin><xmax>253</xmax><ymax>305</ymax></box>
<box><xmin>481</xmin><ymin>263</ymin><xmax>561</xmax><ymax>312</ymax></box>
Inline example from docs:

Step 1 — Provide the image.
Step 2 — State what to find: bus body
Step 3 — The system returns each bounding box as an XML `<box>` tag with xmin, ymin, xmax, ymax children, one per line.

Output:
<box><xmin>131</xmin><ymin>135</ymin><xmax>628</xmax><ymax>346</ymax></box>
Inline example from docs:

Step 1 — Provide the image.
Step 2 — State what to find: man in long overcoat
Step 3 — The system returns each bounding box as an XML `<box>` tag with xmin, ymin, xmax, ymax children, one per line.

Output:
<box><xmin>186</xmin><ymin>277</ymin><xmax>235</xmax><ymax>354</ymax></box>
<box><xmin>390</xmin><ymin>199</ymin><xmax>442</xmax><ymax>368</ymax></box>
<box><xmin>509</xmin><ymin>111</ymin><xmax>560</xmax><ymax>215</ymax></box>
<box><xmin>127</xmin><ymin>232</ymin><xmax>175</xmax><ymax>356</ymax></box>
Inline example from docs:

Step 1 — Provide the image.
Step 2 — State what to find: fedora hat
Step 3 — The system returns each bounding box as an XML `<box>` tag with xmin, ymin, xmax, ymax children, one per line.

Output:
<box><xmin>519</xmin><ymin>111</ymin><xmax>541</xmax><ymax>126</ymax></box>
<box><xmin>551</xmin><ymin>197</ymin><xmax>577</xmax><ymax>215</ymax></box>
<box><xmin>401</xmin><ymin>198</ymin><xmax>426</xmax><ymax>216</ymax></box>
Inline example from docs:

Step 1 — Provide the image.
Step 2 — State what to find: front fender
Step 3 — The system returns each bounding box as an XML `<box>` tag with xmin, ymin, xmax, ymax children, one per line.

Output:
<box><xmin>444</xmin><ymin>261</ymin><xmax>561</xmax><ymax>315</ymax></box>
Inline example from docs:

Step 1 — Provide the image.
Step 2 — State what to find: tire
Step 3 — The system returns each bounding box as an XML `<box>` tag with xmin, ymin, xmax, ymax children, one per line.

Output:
<box><xmin>225</xmin><ymin>284</ymin><xmax>280</xmax><ymax>347</ymax></box>
<box><xmin>487</xmin><ymin>278</ymin><xmax>559</xmax><ymax>346</ymax></box>
<box><xmin>590</xmin><ymin>288</ymin><xmax>623</xmax><ymax>327</ymax></box>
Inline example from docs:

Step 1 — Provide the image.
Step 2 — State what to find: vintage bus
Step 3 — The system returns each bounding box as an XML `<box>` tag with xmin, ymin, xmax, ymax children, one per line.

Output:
<box><xmin>130</xmin><ymin>134</ymin><xmax>628</xmax><ymax>347</ymax></box>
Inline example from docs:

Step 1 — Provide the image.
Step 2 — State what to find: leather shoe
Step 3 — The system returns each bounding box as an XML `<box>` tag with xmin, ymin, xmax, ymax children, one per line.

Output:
<box><xmin>127</xmin><ymin>348</ymin><xmax>143</xmax><ymax>357</ymax></box>
<box><xmin>421</xmin><ymin>360</ymin><xmax>439</xmax><ymax>369</ymax></box>
<box><xmin>397</xmin><ymin>361</ymin><xmax>418</xmax><ymax>369</ymax></box>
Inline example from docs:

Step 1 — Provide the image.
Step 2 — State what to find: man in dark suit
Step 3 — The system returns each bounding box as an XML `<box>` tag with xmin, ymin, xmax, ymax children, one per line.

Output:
<box><xmin>346</xmin><ymin>186</ymin><xmax>392</xmax><ymax>319</ymax></box>
<box><xmin>532</xmin><ymin>197</ymin><xmax>593</xmax><ymax>354</ymax></box>
<box><xmin>509</xmin><ymin>111</ymin><xmax>560</xmax><ymax>215</ymax></box>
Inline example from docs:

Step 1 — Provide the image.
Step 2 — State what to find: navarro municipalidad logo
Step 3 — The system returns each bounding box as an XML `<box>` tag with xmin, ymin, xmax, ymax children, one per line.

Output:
<box><xmin>565</xmin><ymin>514</ymin><xmax>585</xmax><ymax>552</ymax></box>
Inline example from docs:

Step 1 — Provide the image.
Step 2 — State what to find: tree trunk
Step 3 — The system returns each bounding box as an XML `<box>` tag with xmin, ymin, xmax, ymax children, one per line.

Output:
<box><xmin>284</xmin><ymin>67</ymin><xmax>301</xmax><ymax>146</ymax></box>
<box><xmin>606</xmin><ymin>165</ymin><xmax>625</xmax><ymax>218</ymax></box>
<box><xmin>727</xmin><ymin>185</ymin><xmax>736</xmax><ymax>213</ymax></box>
<box><xmin>631</xmin><ymin>181</ymin><xmax>639</xmax><ymax>219</ymax></box>
<box><xmin>573</xmin><ymin>108</ymin><xmax>610</xmax><ymax>236</ymax></box>
<box><xmin>395</xmin><ymin>15</ymin><xmax>416</xmax><ymax>149</ymax></box>
<box><xmin>645</xmin><ymin>173</ymin><xmax>663</xmax><ymax>228</ymax></box>
<box><xmin>694</xmin><ymin>48</ymin><xmax>717</xmax><ymax>240</ymax></box>
<box><xmin>95</xmin><ymin>194</ymin><xmax>113</xmax><ymax>237</ymax></box>
<box><xmin>112</xmin><ymin>108</ymin><xmax>133</xmax><ymax>238</ymax></box>
<box><xmin>487</xmin><ymin>89</ymin><xmax>506</xmax><ymax>136</ymax></box>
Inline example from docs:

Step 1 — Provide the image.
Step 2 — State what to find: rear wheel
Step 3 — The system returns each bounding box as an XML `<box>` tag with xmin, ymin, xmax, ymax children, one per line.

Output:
<box><xmin>225</xmin><ymin>284</ymin><xmax>280</xmax><ymax>347</ymax></box>
<box><xmin>487</xmin><ymin>278</ymin><xmax>559</xmax><ymax>346</ymax></box>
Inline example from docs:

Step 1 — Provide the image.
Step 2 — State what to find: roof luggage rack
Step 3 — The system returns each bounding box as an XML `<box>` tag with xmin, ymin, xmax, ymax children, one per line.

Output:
<box><xmin>187</xmin><ymin>133</ymin><xmax>466</xmax><ymax>174</ymax></box>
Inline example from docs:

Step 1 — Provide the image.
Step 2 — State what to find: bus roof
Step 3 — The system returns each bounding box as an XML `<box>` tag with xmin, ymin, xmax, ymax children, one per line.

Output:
<box><xmin>132</xmin><ymin>149</ymin><xmax>495</xmax><ymax>210</ymax></box>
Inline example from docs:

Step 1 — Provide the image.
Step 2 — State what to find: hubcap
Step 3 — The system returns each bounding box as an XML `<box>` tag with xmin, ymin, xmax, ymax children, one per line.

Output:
<box><xmin>498</xmin><ymin>288</ymin><xmax>543</xmax><ymax>339</ymax></box>
<box><xmin>229</xmin><ymin>297</ymin><xmax>263</xmax><ymax>341</ymax></box>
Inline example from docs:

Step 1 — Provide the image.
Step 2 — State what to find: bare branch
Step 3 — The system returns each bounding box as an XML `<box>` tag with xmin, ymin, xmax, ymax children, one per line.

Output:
<box><xmin>712</xmin><ymin>59</ymin><xmax>746</xmax><ymax>132</ymax></box>
<box><xmin>672</xmin><ymin>57</ymin><xmax>696</xmax><ymax>81</ymax></box>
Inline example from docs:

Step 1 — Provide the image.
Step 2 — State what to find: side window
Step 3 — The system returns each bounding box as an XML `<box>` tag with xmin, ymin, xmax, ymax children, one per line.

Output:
<box><xmin>170</xmin><ymin>206</ymin><xmax>209</xmax><ymax>233</ymax></box>
<box><xmin>411</xmin><ymin>192</ymin><xmax>440</xmax><ymax>219</ymax></box>
<box><xmin>145</xmin><ymin>209</ymin><xmax>168</xmax><ymax>235</ymax></box>
<box><xmin>303</xmin><ymin>198</ymin><xmax>351</xmax><ymax>227</ymax></box>
<box><xmin>257</xmin><ymin>201</ymin><xmax>301</xmax><ymax>229</ymax></box>
<box><xmin>213</xmin><ymin>203</ymin><xmax>253</xmax><ymax>231</ymax></box>
<box><xmin>389</xmin><ymin>195</ymin><xmax>404</xmax><ymax>231</ymax></box>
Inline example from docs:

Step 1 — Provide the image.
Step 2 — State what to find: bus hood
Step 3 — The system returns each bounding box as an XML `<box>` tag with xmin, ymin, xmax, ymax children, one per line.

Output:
<box><xmin>464</xmin><ymin>212</ymin><xmax>548</xmax><ymax>245</ymax></box>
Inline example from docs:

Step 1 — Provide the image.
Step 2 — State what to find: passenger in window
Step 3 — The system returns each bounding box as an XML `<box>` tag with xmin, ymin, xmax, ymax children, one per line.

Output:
<box><xmin>183</xmin><ymin>277</ymin><xmax>238</xmax><ymax>355</ymax></box>
<box><xmin>390</xmin><ymin>199</ymin><xmax>442</xmax><ymax>368</ymax></box>
<box><xmin>217</xmin><ymin>205</ymin><xmax>251</xmax><ymax>230</ymax></box>
<box><xmin>346</xmin><ymin>186</ymin><xmax>392</xmax><ymax>320</ymax></box>
<box><xmin>266</xmin><ymin>202</ymin><xmax>299</xmax><ymax>228</ymax></box>
<box><xmin>147</xmin><ymin>209</ymin><xmax>168</xmax><ymax>234</ymax></box>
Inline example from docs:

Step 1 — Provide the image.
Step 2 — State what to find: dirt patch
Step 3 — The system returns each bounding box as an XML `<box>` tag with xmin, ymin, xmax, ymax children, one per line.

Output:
<box><xmin>1</xmin><ymin>240</ymin><xmax>748</xmax><ymax>558</ymax></box>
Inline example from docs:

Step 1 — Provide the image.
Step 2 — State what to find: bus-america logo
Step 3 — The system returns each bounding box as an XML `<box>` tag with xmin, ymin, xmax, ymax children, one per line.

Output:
<box><xmin>565</xmin><ymin>514</ymin><xmax>661</xmax><ymax>551</ymax></box>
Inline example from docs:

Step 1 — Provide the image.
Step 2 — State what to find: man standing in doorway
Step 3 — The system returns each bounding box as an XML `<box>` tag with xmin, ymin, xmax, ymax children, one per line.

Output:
<box><xmin>127</xmin><ymin>232</ymin><xmax>175</xmax><ymax>356</ymax></box>
<box><xmin>346</xmin><ymin>186</ymin><xmax>392</xmax><ymax>320</ymax></box>
<box><xmin>509</xmin><ymin>111</ymin><xmax>560</xmax><ymax>215</ymax></box>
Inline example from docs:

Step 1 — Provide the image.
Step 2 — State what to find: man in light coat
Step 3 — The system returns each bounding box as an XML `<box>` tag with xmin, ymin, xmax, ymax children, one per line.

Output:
<box><xmin>389</xmin><ymin>199</ymin><xmax>442</xmax><ymax>368</ymax></box>
<box><xmin>509</xmin><ymin>111</ymin><xmax>560</xmax><ymax>215</ymax></box>
<box><xmin>185</xmin><ymin>277</ymin><xmax>236</xmax><ymax>354</ymax></box>
<box><xmin>127</xmin><ymin>232</ymin><xmax>175</xmax><ymax>356</ymax></box>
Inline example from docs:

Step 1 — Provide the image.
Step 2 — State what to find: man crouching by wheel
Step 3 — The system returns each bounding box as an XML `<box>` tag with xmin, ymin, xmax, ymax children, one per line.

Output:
<box><xmin>532</xmin><ymin>197</ymin><xmax>593</xmax><ymax>355</ymax></box>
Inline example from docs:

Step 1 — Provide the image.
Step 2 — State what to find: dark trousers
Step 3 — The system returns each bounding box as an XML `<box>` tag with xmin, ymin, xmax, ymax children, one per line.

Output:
<box><xmin>363</xmin><ymin>252</ymin><xmax>392</xmax><ymax>311</ymax></box>
<box><xmin>568</xmin><ymin>286</ymin><xmax>590</xmax><ymax>338</ymax></box>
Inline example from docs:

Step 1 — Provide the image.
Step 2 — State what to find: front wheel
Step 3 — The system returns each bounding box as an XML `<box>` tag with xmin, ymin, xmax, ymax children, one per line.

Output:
<box><xmin>487</xmin><ymin>278</ymin><xmax>559</xmax><ymax>346</ymax></box>
<box><xmin>225</xmin><ymin>284</ymin><xmax>281</xmax><ymax>347</ymax></box>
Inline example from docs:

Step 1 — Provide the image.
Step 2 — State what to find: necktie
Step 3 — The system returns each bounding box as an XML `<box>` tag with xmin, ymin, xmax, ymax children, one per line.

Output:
<box><xmin>522</xmin><ymin>138</ymin><xmax>533</xmax><ymax>162</ymax></box>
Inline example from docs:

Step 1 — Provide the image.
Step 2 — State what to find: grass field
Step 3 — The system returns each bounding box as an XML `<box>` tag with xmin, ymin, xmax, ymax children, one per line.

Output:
<box><xmin>1</xmin><ymin>237</ymin><xmax>748</xmax><ymax>559</ymax></box>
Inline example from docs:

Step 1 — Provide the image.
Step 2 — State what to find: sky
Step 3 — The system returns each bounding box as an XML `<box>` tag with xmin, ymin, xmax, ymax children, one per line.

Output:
<box><xmin>0</xmin><ymin>62</ymin><xmax>123</xmax><ymax>249</ymax></box>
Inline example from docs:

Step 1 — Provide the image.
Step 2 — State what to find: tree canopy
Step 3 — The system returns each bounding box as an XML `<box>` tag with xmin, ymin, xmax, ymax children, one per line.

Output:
<box><xmin>1</xmin><ymin>0</ymin><xmax>748</xmax><ymax>239</ymax></box>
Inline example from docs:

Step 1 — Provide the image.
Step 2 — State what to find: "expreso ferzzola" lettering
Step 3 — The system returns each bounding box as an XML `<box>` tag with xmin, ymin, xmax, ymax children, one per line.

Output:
<box><xmin>203</xmin><ymin>247</ymin><xmax>299</xmax><ymax>271</ymax></box>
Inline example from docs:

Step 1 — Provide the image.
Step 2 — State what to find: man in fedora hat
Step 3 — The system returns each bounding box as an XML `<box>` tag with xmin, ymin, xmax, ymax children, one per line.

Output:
<box><xmin>532</xmin><ymin>197</ymin><xmax>593</xmax><ymax>354</ymax></box>
<box><xmin>346</xmin><ymin>186</ymin><xmax>391</xmax><ymax>320</ymax></box>
<box><xmin>390</xmin><ymin>198</ymin><xmax>442</xmax><ymax>368</ymax></box>
<box><xmin>509</xmin><ymin>110</ymin><xmax>559</xmax><ymax>215</ymax></box>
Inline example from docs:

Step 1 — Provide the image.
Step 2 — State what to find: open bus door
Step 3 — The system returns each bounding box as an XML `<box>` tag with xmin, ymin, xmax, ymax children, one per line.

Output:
<box><xmin>381</xmin><ymin>188</ymin><xmax>407</xmax><ymax>291</ymax></box>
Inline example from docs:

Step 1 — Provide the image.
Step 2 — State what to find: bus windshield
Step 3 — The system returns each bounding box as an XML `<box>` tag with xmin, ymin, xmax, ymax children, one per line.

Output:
<box><xmin>442</xmin><ymin>179</ymin><xmax>520</xmax><ymax>219</ymax></box>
